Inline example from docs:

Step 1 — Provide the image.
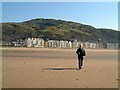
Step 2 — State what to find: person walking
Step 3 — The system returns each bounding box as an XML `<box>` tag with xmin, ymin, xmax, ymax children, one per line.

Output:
<box><xmin>76</xmin><ymin>44</ymin><xmax>86</xmax><ymax>69</ymax></box>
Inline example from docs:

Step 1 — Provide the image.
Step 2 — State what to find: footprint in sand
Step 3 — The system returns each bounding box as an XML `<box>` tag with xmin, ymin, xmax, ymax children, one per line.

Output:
<box><xmin>116</xmin><ymin>79</ymin><xmax>119</xmax><ymax>81</ymax></box>
<box><xmin>76</xmin><ymin>79</ymin><xmax>78</xmax><ymax>80</ymax></box>
<box><xmin>24</xmin><ymin>62</ymin><xmax>27</xmax><ymax>64</ymax></box>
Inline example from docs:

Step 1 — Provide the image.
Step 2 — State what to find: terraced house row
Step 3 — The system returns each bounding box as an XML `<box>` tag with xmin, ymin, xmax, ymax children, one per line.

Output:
<box><xmin>1</xmin><ymin>38</ymin><xmax>118</xmax><ymax>49</ymax></box>
<box><xmin>24</xmin><ymin>38</ymin><xmax>118</xmax><ymax>49</ymax></box>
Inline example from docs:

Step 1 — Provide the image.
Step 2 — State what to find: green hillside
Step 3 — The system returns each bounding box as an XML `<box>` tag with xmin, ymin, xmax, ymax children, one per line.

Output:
<box><xmin>2</xmin><ymin>18</ymin><xmax>119</xmax><ymax>43</ymax></box>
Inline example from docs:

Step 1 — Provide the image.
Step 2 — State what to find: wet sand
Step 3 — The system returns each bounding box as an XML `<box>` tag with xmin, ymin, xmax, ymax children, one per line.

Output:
<box><xmin>2</xmin><ymin>47</ymin><xmax>118</xmax><ymax>88</ymax></box>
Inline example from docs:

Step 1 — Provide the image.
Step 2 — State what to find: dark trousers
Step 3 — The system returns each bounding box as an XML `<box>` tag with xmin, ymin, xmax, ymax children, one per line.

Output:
<box><xmin>78</xmin><ymin>56</ymin><xmax>83</xmax><ymax>69</ymax></box>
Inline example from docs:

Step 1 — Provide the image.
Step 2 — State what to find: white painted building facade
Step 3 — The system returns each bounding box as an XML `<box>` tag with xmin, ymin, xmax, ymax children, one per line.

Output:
<box><xmin>26</xmin><ymin>38</ymin><xmax>44</xmax><ymax>47</ymax></box>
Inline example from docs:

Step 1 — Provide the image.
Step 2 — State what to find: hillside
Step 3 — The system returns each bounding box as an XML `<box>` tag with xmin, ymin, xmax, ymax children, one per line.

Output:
<box><xmin>2</xmin><ymin>18</ymin><xmax>119</xmax><ymax>43</ymax></box>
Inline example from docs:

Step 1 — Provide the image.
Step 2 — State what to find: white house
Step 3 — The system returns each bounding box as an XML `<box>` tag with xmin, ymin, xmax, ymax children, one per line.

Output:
<box><xmin>26</xmin><ymin>38</ymin><xmax>45</xmax><ymax>47</ymax></box>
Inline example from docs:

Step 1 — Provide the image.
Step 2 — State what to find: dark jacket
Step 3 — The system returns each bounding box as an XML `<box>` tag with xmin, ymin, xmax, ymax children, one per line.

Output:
<box><xmin>76</xmin><ymin>48</ymin><xmax>86</xmax><ymax>57</ymax></box>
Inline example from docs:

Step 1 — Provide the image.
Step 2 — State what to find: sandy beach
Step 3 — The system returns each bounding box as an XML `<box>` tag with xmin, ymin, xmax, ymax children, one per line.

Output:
<box><xmin>2</xmin><ymin>47</ymin><xmax>118</xmax><ymax>88</ymax></box>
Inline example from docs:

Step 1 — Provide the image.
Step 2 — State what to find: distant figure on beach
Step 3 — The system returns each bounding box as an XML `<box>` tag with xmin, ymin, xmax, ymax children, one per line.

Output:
<box><xmin>76</xmin><ymin>44</ymin><xmax>86</xmax><ymax>69</ymax></box>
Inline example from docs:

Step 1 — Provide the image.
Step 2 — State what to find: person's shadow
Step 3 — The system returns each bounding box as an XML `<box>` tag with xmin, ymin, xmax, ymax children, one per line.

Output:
<box><xmin>43</xmin><ymin>68</ymin><xmax>79</xmax><ymax>70</ymax></box>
